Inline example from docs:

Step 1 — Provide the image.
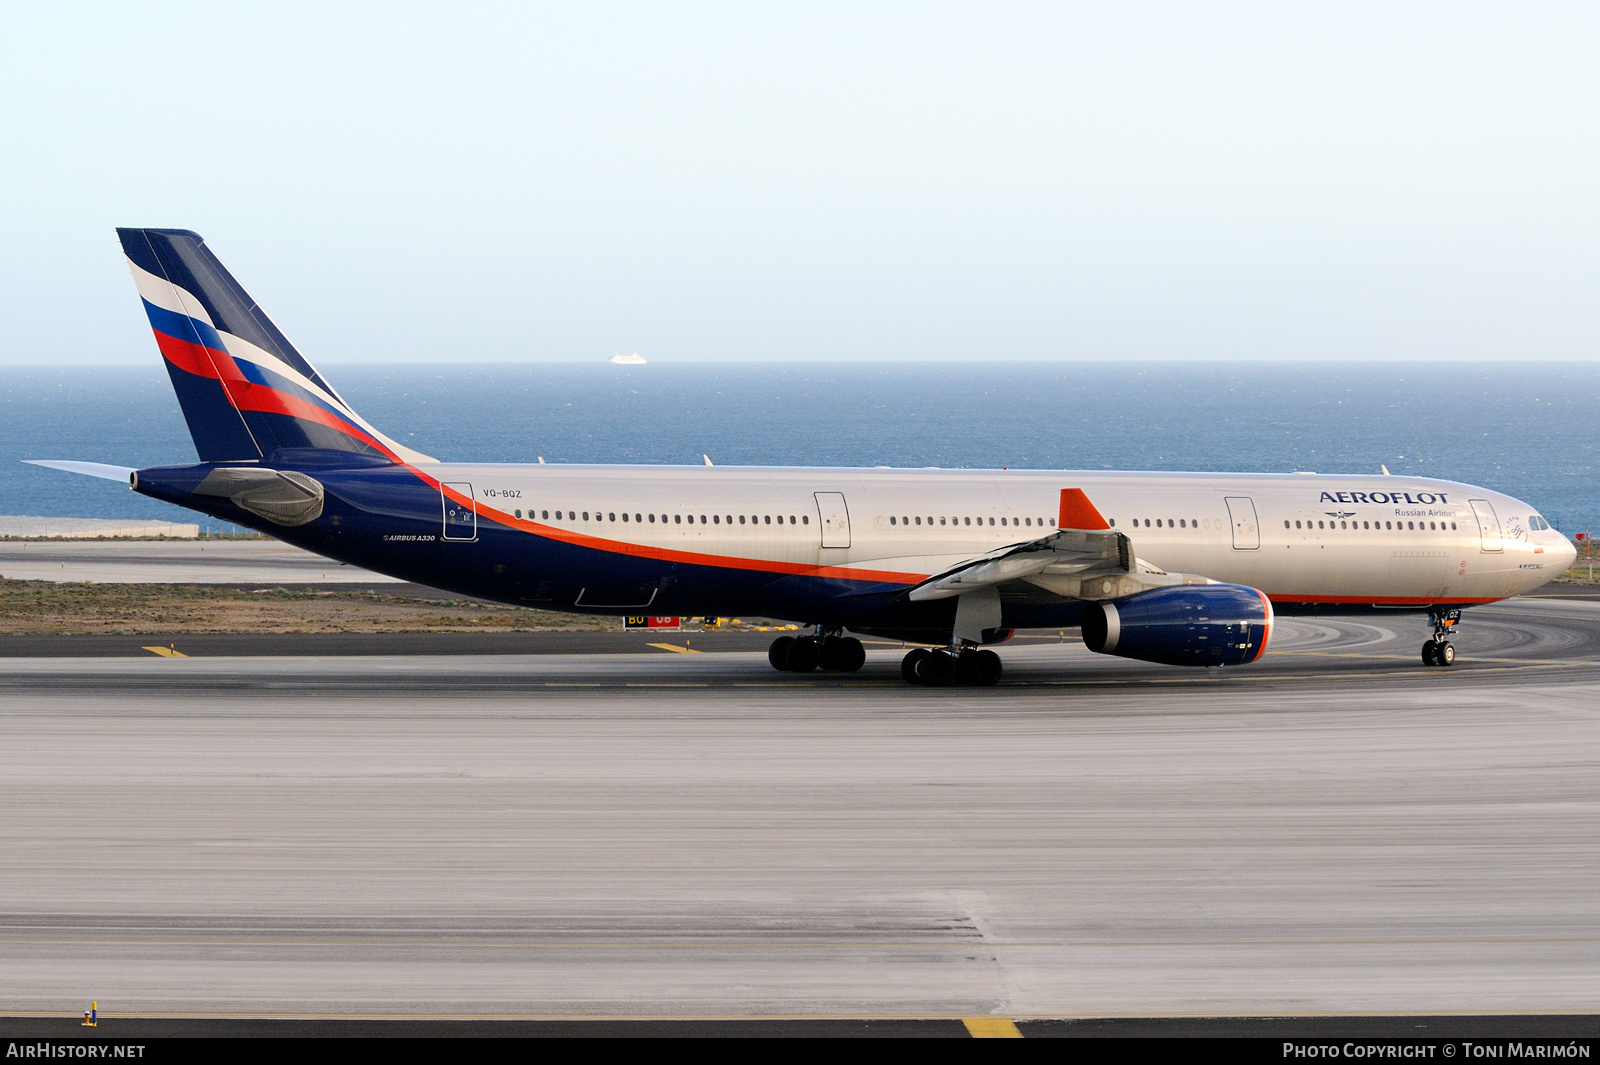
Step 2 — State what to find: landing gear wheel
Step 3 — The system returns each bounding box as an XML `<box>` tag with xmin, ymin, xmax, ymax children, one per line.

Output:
<box><xmin>784</xmin><ymin>636</ymin><xmax>821</xmax><ymax>673</ymax></box>
<box><xmin>841</xmin><ymin>637</ymin><xmax>866</xmax><ymax>672</ymax></box>
<box><xmin>1425</xmin><ymin>608</ymin><xmax>1463</xmax><ymax>669</ymax></box>
<box><xmin>768</xmin><ymin>636</ymin><xmax>795</xmax><ymax>671</ymax></box>
<box><xmin>819</xmin><ymin>636</ymin><xmax>866</xmax><ymax>672</ymax></box>
<box><xmin>902</xmin><ymin>647</ymin><xmax>930</xmax><ymax>684</ymax></box>
<box><xmin>973</xmin><ymin>649</ymin><xmax>1002</xmax><ymax>686</ymax></box>
<box><xmin>914</xmin><ymin>649</ymin><xmax>956</xmax><ymax>687</ymax></box>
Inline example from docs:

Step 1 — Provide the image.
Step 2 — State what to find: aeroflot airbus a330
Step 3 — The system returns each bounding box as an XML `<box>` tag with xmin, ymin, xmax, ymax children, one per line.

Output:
<box><xmin>29</xmin><ymin>229</ymin><xmax>1577</xmax><ymax>685</ymax></box>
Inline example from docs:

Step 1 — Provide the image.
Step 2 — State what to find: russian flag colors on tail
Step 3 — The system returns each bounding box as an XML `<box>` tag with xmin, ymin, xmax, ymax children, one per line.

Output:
<box><xmin>116</xmin><ymin>228</ymin><xmax>433</xmax><ymax>465</ymax></box>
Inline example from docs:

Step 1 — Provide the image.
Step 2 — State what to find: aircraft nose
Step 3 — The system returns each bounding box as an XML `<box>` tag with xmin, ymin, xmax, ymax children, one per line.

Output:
<box><xmin>1558</xmin><ymin>536</ymin><xmax>1579</xmax><ymax>570</ymax></box>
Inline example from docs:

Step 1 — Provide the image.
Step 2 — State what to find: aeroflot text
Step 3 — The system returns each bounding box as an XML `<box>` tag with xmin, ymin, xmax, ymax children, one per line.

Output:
<box><xmin>1320</xmin><ymin>492</ymin><xmax>1450</xmax><ymax>505</ymax></box>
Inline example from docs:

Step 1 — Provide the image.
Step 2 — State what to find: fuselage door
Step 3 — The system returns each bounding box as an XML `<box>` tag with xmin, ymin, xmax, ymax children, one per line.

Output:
<box><xmin>814</xmin><ymin>492</ymin><xmax>850</xmax><ymax>548</ymax></box>
<box><xmin>441</xmin><ymin>482</ymin><xmax>477</xmax><ymax>541</ymax></box>
<box><xmin>1224</xmin><ymin>496</ymin><xmax>1260</xmax><ymax>550</ymax></box>
<box><xmin>1469</xmin><ymin>499</ymin><xmax>1503</xmax><ymax>552</ymax></box>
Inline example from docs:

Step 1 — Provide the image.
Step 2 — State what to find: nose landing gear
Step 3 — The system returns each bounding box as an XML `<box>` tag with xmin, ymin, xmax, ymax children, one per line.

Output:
<box><xmin>1422</xmin><ymin>608</ymin><xmax>1461</xmax><ymax>667</ymax></box>
<box><xmin>900</xmin><ymin>646</ymin><xmax>1002</xmax><ymax>687</ymax></box>
<box><xmin>767</xmin><ymin>629</ymin><xmax>865</xmax><ymax>673</ymax></box>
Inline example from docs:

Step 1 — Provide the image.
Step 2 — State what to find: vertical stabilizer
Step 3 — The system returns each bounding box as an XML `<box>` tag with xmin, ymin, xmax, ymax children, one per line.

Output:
<box><xmin>117</xmin><ymin>228</ymin><xmax>433</xmax><ymax>464</ymax></box>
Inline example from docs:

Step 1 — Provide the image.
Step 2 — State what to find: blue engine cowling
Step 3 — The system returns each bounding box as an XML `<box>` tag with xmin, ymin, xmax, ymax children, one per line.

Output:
<box><xmin>1080</xmin><ymin>584</ymin><xmax>1274</xmax><ymax>667</ymax></box>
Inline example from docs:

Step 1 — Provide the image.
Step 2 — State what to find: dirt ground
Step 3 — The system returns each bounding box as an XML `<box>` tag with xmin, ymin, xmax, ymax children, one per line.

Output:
<box><xmin>0</xmin><ymin>581</ymin><xmax>625</xmax><ymax>635</ymax></box>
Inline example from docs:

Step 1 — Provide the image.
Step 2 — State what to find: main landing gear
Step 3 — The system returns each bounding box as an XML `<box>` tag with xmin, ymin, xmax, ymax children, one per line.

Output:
<box><xmin>900</xmin><ymin>646</ymin><xmax>1002</xmax><ymax>687</ymax></box>
<box><xmin>1422</xmin><ymin>608</ymin><xmax>1461</xmax><ymax>667</ymax></box>
<box><xmin>768</xmin><ymin>630</ymin><xmax>866</xmax><ymax>673</ymax></box>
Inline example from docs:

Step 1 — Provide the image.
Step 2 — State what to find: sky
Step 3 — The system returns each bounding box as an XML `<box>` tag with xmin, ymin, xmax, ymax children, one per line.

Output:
<box><xmin>1</xmin><ymin>2</ymin><xmax>1597</xmax><ymax>365</ymax></box>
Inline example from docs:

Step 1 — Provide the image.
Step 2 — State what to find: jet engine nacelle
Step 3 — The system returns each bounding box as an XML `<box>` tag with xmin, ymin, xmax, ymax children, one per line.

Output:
<box><xmin>1080</xmin><ymin>584</ymin><xmax>1273</xmax><ymax>667</ymax></box>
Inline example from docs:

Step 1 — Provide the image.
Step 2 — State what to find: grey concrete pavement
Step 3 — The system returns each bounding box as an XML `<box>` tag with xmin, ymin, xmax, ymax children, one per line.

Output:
<box><xmin>0</xmin><ymin>539</ymin><xmax>399</xmax><ymax>584</ymax></box>
<box><xmin>0</xmin><ymin>599</ymin><xmax>1597</xmax><ymax>1018</ymax></box>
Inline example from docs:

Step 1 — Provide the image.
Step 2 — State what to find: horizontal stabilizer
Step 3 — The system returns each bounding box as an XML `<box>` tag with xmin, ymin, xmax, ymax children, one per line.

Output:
<box><xmin>24</xmin><ymin>460</ymin><xmax>136</xmax><ymax>483</ymax></box>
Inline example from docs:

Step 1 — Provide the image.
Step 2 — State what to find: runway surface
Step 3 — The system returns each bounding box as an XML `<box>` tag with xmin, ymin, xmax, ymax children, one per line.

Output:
<box><xmin>1</xmin><ymin>596</ymin><xmax>1598</xmax><ymax>1020</ymax></box>
<box><xmin>0</xmin><ymin>540</ymin><xmax>401</xmax><ymax>585</ymax></box>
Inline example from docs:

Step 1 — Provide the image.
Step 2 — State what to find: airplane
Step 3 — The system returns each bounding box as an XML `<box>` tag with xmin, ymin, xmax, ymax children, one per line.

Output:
<box><xmin>28</xmin><ymin>228</ymin><xmax>1577</xmax><ymax>685</ymax></box>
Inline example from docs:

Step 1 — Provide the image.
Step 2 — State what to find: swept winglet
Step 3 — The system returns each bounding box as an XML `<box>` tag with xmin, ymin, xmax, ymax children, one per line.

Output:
<box><xmin>1059</xmin><ymin>488</ymin><xmax>1111</xmax><ymax>531</ymax></box>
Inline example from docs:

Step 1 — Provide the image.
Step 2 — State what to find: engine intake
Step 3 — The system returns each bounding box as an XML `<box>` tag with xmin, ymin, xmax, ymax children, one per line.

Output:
<box><xmin>1081</xmin><ymin>584</ymin><xmax>1273</xmax><ymax>667</ymax></box>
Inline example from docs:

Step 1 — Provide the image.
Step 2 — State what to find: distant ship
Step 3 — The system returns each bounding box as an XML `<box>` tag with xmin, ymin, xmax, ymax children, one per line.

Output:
<box><xmin>608</xmin><ymin>353</ymin><xmax>646</xmax><ymax>365</ymax></box>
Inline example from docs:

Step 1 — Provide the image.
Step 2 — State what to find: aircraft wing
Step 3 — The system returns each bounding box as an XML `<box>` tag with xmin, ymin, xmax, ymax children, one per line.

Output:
<box><xmin>907</xmin><ymin>488</ymin><xmax>1212</xmax><ymax>603</ymax></box>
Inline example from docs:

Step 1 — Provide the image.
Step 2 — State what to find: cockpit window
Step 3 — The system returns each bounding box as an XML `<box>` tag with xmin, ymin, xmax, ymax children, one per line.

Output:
<box><xmin>1529</xmin><ymin>515</ymin><xmax>1550</xmax><ymax>531</ymax></box>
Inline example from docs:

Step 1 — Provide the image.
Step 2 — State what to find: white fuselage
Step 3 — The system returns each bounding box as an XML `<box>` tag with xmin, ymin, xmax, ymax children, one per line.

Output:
<box><xmin>411</xmin><ymin>464</ymin><xmax>1572</xmax><ymax>608</ymax></box>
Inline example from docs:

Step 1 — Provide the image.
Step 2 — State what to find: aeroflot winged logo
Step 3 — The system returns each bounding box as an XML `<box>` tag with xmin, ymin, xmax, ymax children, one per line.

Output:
<box><xmin>1319</xmin><ymin>490</ymin><xmax>1449</xmax><ymax>505</ymax></box>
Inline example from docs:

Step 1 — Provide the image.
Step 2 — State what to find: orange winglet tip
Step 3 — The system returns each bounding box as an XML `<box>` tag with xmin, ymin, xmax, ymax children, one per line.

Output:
<box><xmin>1059</xmin><ymin>488</ymin><xmax>1111</xmax><ymax>531</ymax></box>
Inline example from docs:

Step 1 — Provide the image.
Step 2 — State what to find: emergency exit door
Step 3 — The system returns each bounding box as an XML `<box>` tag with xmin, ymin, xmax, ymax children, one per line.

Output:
<box><xmin>1469</xmin><ymin>499</ymin><xmax>1503</xmax><ymax>552</ymax></box>
<box><xmin>441</xmin><ymin>482</ymin><xmax>477</xmax><ymax>541</ymax></box>
<box><xmin>814</xmin><ymin>492</ymin><xmax>851</xmax><ymax>548</ymax></box>
<box><xmin>1225</xmin><ymin>496</ymin><xmax>1260</xmax><ymax>550</ymax></box>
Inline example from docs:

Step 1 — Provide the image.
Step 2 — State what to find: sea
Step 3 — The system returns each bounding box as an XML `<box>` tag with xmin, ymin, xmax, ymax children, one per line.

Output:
<box><xmin>1</xmin><ymin>362</ymin><xmax>1594</xmax><ymax>536</ymax></box>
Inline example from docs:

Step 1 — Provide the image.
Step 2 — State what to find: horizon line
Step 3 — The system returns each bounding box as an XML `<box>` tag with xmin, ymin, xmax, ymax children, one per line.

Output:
<box><xmin>7</xmin><ymin>356</ymin><xmax>1600</xmax><ymax>369</ymax></box>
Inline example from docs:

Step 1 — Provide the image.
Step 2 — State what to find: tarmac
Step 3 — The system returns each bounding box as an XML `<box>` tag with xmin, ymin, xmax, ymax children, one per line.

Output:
<box><xmin>1</xmin><ymin>597</ymin><xmax>1598</xmax><ymax>1028</ymax></box>
<box><xmin>0</xmin><ymin>539</ymin><xmax>402</xmax><ymax>585</ymax></box>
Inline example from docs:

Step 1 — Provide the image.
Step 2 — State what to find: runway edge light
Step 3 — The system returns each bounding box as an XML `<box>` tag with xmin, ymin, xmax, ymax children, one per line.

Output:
<box><xmin>82</xmin><ymin>1001</ymin><xmax>97</xmax><ymax>1027</ymax></box>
